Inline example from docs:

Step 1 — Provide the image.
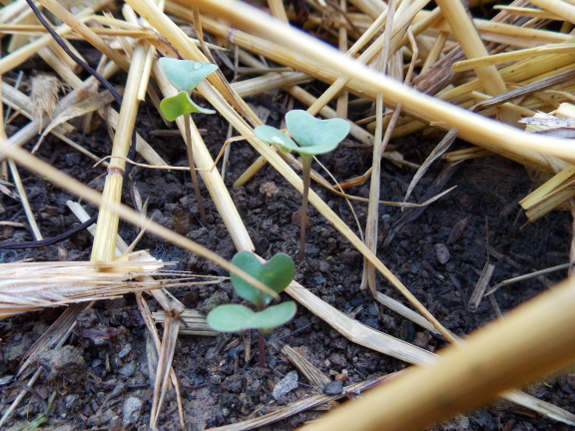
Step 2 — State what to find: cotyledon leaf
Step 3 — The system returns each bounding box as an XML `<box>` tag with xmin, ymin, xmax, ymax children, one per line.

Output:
<box><xmin>230</xmin><ymin>251</ymin><xmax>295</xmax><ymax>308</ymax></box>
<box><xmin>207</xmin><ymin>302</ymin><xmax>297</xmax><ymax>333</ymax></box>
<box><xmin>159</xmin><ymin>91</ymin><xmax>215</xmax><ymax>121</ymax></box>
<box><xmin>159</xmin><ymin>57</ymin><xmax>218</xmax><ymax>93</ymax></box>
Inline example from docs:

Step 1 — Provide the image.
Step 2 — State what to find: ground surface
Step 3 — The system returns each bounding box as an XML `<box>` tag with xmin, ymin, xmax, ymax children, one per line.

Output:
<box><xmin>0</xmin><ymin>67</ymin><xmax>574</xmax><ymax>431</ymax></box>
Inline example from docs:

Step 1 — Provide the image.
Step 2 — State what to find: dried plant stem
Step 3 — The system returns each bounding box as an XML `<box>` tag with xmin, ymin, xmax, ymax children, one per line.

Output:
<box><xmin>35</xmin><ymin>0</ymin><xmax>129</xmax><ymax>71</ymax></box>
<box><xmin>189</xmin><ymin>0</ymin><xmax>575</xmax><ymax>165</ymax></box>
<box><xmin>184</xmin><ymin>113</ymin><xmax>208</xmax><ymax>225</ymax></box>
<box><xmin>8</xmin><ymin>159</ymin><xmax>42</xmax><ymax>240</ymax></box>
<box><xmin>150</xmin><ymin>311</ymin><xmax>181</xmax><ymax>427</ymax></box>
<box><xmin>421</xmin><ymin>30</ymin><xmax>448</xmax><ymax>72</ymax></box>
<box><xmin>527</xmin><ymin>0</ymin><xmax>575</xmax><ymax>23</ymax></box>
<box><xmin>231</xmin><ymin>71</ymin><xmax>310</xmax><ymax>98</ymax></box>
<box><xmin>361</xmin><ymin>0</ymin><xmax>395</xmax><ymax>293</ymax></box>
<box><xmin>232</xmin><ymin>156</ymin><xmax>268</xmax><ymax>188</ymax></box>
<box><xmin>336</xmin><ymin>0</ymin><xmax>348</xmax><ymax>119</ymax></box>
<box><xmin>92</xmin><ymin>41</ymin><xmax>147</xmax><ymax>260</ymax></box>
<box><xmin>0</xmin><ymin>23</ymin><xmax>156</xmax><ymax>38</ymax></box>
<box><xmin>267</xmin><ymin>0</ymin><xmax>288</xmax><ymax>22</ymax></box>
<box><xmin>299</xmin><ymin>276</ymin><xmax>575</xmax><ymax>431</ymax></box>
<box><xmin>0</xmin><ymin>144</ymin><xmax>279</xmax><ymax>298</ymax></box>
<box><xmin>350</xmin><ymin>0</ymin><xmax>387</xmax><ymax>20</ymax></box>
<box><xmin>0</xmin><ymin>368</ymin><xmax>43</xmax><ymax>428</ymax></box>
<box><xmin>433</xmin><ymin>0</ymin><xmax>519</xmax><ymax>125</ymax></box>
<box><xmin>0</xmin><ymin>12</ymin><xmax>88</xmax><ymax>75</ymax></box>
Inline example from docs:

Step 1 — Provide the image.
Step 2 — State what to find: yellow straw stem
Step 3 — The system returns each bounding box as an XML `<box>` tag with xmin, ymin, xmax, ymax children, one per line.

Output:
<box><xmin>0</xmin><ymin>144</ymin><xmax>279</xmax><ymax>300</ymax></box>
<box><xmin>184</xmin><ymin>0</ymin><xmax>575</xmax><ymax>165</ymax></box>
<box><xmin>299</xmin><ymin>276</ymin><xmax>575</xmax><ymax>431</ymax></box>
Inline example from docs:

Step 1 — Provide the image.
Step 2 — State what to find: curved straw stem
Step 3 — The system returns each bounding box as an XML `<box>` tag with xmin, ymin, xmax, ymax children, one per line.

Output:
<box><xmin>0</xmin><ymin>144</ymin><xmax>279</xmax><ymax>300</ymax></box>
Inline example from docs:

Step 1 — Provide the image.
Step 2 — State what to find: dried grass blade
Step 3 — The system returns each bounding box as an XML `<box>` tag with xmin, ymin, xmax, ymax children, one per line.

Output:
<box><xmin>205</xmin><ymin>374</ymin><xmax>403</xmax><ymax>431</ymax></box>
<box><xmin>472</xmin><ymin>67</ymin><xmax>575</xmax><ymax>110</ymax></box>
<box><xmin>152</xmin><ymin>309</ymin><xmax>217</xmax><ymax>336</ymax></box>
<box><xmin>33</xmin><ymin>89</ymin><xmax>116</xmax><ymax>152</ymax></box>
<box><xmin>285</xmin><ymin>280</ymin><xmax>434</xmax><ymax>365</ymax></box>
<box><xmin>8</xmin><ymin>159</ymin><xmax>42</xmax><ymax>240</ymax></box>
<box><xmin>375</xmin><ymin>292</ymin><xmax>441</xmax><ymax>335</ymax></box>
<box><xmin>231</xmin><ymin>71</ymin><xmax>311</xmax><ymax>98</ymax></box>
<box><xmin>150</xmin><ymin>311</ymin><xmax>181</xmax><ymax>428</ymax></box>
<box><xmin>360</xmin><ymin>0</ymin><xmax>396</xmax><ymax>294</ymax></box>
<box><xmin>468</xmin><ymin>263</ymin><xmax>496</xmax><ymax>312</ymax></box>
<box><xmin>36</xmin><ymin>0</ymin><xmax>129</xmax><ymax>71</ymax></box>
<box><xmin>403</xmin><ymin>128</ymin><xmax>458</xmax><ymax>203</ymax></box>
<box><xmin>282</xmin><ymin>345</ymin><xmax>331</xmax><ymax>389</ymax></box>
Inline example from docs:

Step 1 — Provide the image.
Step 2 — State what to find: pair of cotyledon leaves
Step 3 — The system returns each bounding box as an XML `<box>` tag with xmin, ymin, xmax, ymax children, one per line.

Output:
<box><xmin>255</xmin><ymin>110</ymin><xmax>350</xmax><ymax>156</ymax></box>
<box><xmin>207</xmin><ymin>251</ymin><xmax>297</xmax><ymax>333</ymax></box>
<box><xmin>158</xmin><ymin>58</ymin><xmax>350</xmax><ymax>156</ymax></box>
<box><xmin>159</xmin><ymin>57</ymin><xmax>218</xmax><ymax>121</ymax></box>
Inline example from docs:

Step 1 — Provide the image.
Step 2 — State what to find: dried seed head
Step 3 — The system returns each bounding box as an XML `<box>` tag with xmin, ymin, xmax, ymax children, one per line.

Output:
<box><xmin>30</xmin><ymin>75</ymin><xmax>63</xmax><ymax>130</ymax></box>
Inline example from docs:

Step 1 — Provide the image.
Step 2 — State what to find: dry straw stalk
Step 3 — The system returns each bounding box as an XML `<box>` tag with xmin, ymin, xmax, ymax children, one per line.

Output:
<box><xmin>184</xmin><ymin>0</ymin><xmax>575</xmax><ymax>172</ymax></box>
<box><xmin>298</xmin><ymin>277</ymin><xmax>575</xmax><ymax>431</ymax></box>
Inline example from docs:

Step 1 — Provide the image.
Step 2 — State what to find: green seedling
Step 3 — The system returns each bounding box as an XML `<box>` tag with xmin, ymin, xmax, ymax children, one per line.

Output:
<box><xmin>159</xmin><ymin>57</ymin><xmax>218</xmax><ymax>225</ymax></box>
<box><xmin>255</xmin><ymin>110</ymin><xmax>350</xmax><ymax>260</ymax></box>
<box><xmin>207</xmin><ymin>250</ymin><xmax>296</xmax><ymax>368</ymax></box>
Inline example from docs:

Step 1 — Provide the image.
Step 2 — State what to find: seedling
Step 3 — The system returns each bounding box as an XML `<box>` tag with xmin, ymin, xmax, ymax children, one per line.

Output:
<box><xmin>255</xmin><ymin>110</ymin><xmax>350</xmax><ymax>260</ymax></box>
<box><xmin>207</xmin><ymin>250</ymin><xmax>296</xmax><ymax>368</ymax></box>
<box><xmin>159</xmin><ymin>58</ymin><xmax>218</xmax><ymax>225</ymax></box>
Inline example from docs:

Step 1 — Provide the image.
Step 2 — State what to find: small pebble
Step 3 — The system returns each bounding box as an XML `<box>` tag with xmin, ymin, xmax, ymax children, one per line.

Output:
<box><xmin>334</xmin><ymin>373</ymin><xmax>347</xmax><ymax>382</ymax></box>
<box><xmin>64</xmin><ymin>394</ymin><xmax>79</xmax><ymax>410</ymax></box>
<box><xmin>118</xmin><ymin>343</ymin><xmax>132</xmax><ymax>359</ymax></box>
<box><xmin>118</xmin><ymin>362</ymin><xmax>136</xmax><ymax>377</ymax></box>
<box><xmin>122</xmin><ymin>397</ymin><xmax>143</xmax><ymax>426</ymax></box>
<box><xmin>434</xmin><ymin>243</ymin><xmax>450</xmax><ymax>264</ymax></box>
<box><xmin>87</xmin><ymin>408</ymin><xmax>115</xmax><ymax>426</ymax></box>
<box><xmin>272</xmin><ymin>371</ymin><xmax>298</xmax><ymax>400</ymax></box>
<box><xmin>36</xmin><ymin>345</ymin><xmax>85</xmax><ymax>383</ymax></box>
<box><xmin>323</xmin><ymin>380</ymin><xmax>344</xmax><ymax>395</ymax></box>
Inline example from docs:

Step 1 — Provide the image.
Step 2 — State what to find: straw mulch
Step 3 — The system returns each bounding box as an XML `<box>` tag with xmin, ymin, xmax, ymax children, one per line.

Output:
<box><xmin>1</xmin><ymin>0</ymin><xmax>575</xmax><ymax>429</ymax></box>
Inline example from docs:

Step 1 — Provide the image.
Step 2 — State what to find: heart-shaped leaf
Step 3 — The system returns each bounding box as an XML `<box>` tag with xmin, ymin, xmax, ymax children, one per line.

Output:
<box><xmin>286</xmin><ymin>110</ymin><xmax>350</xmax><ymax>155</ymax></box>
<box><xmin>207</xmin><ymin>302</ymin><xmax>297</xmax><ymax>333</ymax></box>
<box><xmin>159</xmin><ymin>58</ymin><xmax>218</xmax><ymax>93</ymax></box>
<box><xmin>230</xmin><ymin>251</ymin><xmax>295</xmax><ymax>308</ymax></box>
<box><xmin>159</xmin><ymin>91</ymin><xmax>215</xmax><ymax>121</ymax></box>
<box><xmin>254</xmin><ymin>126</ymin><xmax>299</xmax><ymax>153</ymax></box>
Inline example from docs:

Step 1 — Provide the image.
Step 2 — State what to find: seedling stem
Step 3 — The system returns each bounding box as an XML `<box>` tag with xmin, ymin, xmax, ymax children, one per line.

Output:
<box><xmin>254</xmin><ymin>110</ymin><xmax>350</xmax><ymax>261</ymax></box>
<box><xmin>299</xmin><ymin>154</ymin><xmax>313</xmax><ymax>261</ymax></box>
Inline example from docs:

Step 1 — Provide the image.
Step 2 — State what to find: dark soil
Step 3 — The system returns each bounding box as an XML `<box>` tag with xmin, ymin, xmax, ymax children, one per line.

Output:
<box><xmin>1</xmin><ymin>72</ymin><xmax>574</xmax><ymax>430</ymax></box>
